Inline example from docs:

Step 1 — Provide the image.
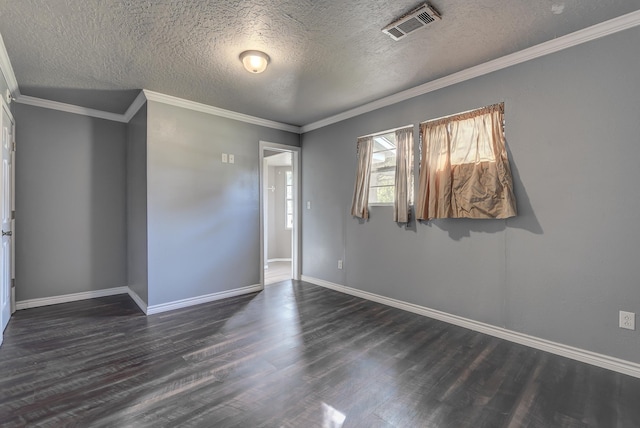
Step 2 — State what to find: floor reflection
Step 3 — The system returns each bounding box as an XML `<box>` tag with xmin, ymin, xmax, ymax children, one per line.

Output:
<box><xmin>264</xmin><ymin>260</ymin><xmax>292</xmax><ymax>285</ymax></box>
<box><xmin>322</xmin><ymin>402</ymin><xmax>346</xmax><ymax>428</ymax></box>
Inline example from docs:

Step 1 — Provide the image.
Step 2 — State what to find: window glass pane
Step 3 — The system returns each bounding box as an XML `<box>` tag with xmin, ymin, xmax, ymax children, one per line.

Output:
<box><xmin>370</xmin><ymin>170</ymin><xmax>395</xmax><ymax>204</ymax></box>
<box><xmin>368</xmin><ymin>132</ymin><xmax>398</xmax><ymax>205</ymax></box>
<box><xmin>370</xmin><ymin>170</ymin><xmax>395</xmax><ymax>187</ymax></box>
<box><xmin>285</xmin><ymin>170</ymin><xmax>293</xmax><ymax>228</ymax></box>
<box><xmin>372</xmin><ymin>133</ymin><xmax>396</xmax><ymax>152</ymax></box>
<box><xmin>369</xmin><ymin>186</ymin><xmax>395</xmax><ymax>204</ymax></box>
<box><xmin>371</xmin><ymin>149</ymin><xmax>396</xmax><ymax>170</ymax></box>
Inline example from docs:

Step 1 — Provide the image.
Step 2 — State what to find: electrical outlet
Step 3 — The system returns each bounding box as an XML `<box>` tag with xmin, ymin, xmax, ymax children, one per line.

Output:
<box><xmin>222</xmin><ymin>153</ymin><xmax>228</xmax><ymax>163</ymax></box>
<box><xmin>229</xmin><ymin>154</ymin><xmax>234</xmax><ymax>164</ymax></box>
<box><xmin>337</xmin><ymin>260</ymin><xmax>343</xmax><ymax>269</ymax></box>
<box><xmin>307</xmin><ymin>201</ymin><xmax>311</xmax><ymax>210</ymax></box>
<box><xmin>619</xmin><ymin>311</ymin><xmax>635</xmax><ymax>330</ymax></box>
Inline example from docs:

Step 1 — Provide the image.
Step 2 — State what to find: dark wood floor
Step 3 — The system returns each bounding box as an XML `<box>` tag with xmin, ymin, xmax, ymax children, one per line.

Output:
<box><xmin>1</xmin><ymin>281</ymin><xmax>639</xmax><ymax>427</ymax></box>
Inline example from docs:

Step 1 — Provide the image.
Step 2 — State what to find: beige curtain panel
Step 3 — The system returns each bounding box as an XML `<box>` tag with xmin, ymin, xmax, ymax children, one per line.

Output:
<box><xmin>416</xmin><ymin>103</ymin><xmax>517</xmax><ymax>220</ymax></box>
<box><xmin>393</xmin><ymin>127</ymin><xmax>414</xmax><ymax>223</ymax></box>
<box><xmin>351</xmin><ymin>136</ymin><xmax>373</xmax><ymax>219</ymax></box>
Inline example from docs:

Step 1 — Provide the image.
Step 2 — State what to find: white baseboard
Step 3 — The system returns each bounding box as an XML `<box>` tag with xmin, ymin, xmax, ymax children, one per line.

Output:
<box><xmin>14</xmin><ymin>283</ymin><xmax>262</xmax><ymax>317</ymax></box>
<box><xmin>126</xmin><ymin>287</ymin><xmax>148</xmax><ymax>315</ymax></box>
<box><xmin>301</xmin><ymin>275</ymin><xmax>640</xmax><ymax>379</ymax></box>
<box><xmin>16</xmin><ymin>287</ymin><xmax>129</xmax><ymax>310</ymax></box>
<box><xmin>267</xmin><ymin>258</ymin><xmax>292</xmax><ymax>263</ymax></box>
<box><xmin>146</xmin><ymin>284</ymin><xmax>262</xmax><ymax>315</ymax></box>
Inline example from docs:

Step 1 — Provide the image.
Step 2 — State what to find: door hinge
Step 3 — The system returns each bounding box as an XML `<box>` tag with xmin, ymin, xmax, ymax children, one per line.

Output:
<box><xmin>11</xmin><ymin>210</ymin><xmax>15</xmax><ymax>220</ymax></box>
<box><xmin>12</xmin><ymin>141</ymin><xmax>16</xmax><ymax>151</ymax></box>
<box><xmin>11</xmin><ymin>278</ymin><xmax>15</xmax><ymax>288</ymax></box>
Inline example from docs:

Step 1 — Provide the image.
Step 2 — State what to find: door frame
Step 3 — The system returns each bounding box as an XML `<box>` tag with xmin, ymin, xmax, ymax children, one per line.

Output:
<box><xmin>259</xmin><ymin>141</ymin><xmax>300</xmax><ymax>288</ymax></box>
<box><xmin>0</xmin><ymin>98</ymin><xmax>14</xmax><ymax>345</ymax></box>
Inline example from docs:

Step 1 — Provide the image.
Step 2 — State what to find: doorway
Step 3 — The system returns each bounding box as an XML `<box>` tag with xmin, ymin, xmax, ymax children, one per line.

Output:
<box><xmin>259</xmin><ymin>141</ymin><xmax>300</xmax><ymax>287</ymax></box>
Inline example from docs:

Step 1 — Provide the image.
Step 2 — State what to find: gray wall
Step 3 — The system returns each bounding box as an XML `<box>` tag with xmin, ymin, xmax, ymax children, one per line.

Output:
<box><xmin>14</xmin><ymin>103</ymin><xmax>127</xmax><ymax>300</ymax></box>
<box><xmin>301</xmin><ymin>26</ymin><xmax>640</xmax><ymax>363</ymax></box>
<box><xmin>267</xmin><ymin>165</ymin><xmax>292</xmax><ymax>260</ymax></box>
<box><xmin>126</xmin><ymin>103</ymin><xmax>148</xmax><ymax>303</ymax></box>
<box><xmin>146</xmin><ymin>101</ymin><xmax>299</xmax><ymax>306</ymax></box>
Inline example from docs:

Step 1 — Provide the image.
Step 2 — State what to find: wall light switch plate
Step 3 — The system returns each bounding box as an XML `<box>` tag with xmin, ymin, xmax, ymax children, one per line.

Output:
<box><xmin>222</xmin><ymin>153</ymin><xmax>228</xmax><ymax>163</ymax></box>
<box><xmin>338</xmin><ymin>260</ymin><xmax>343</xmax><ymax>269</ymax></box>
<box><xmin>229</xmin><ymin>154</ymin><xmax>234</xmax><ymax>164</ymax></box>
<box><xmin>307</xmin><ymin>201</ymin><xmax>311</xmax><ymax>210</ymax></box>
<box><xmin>619</xmin><ymin>311</ymin><xmax>635</xmax><ymax>330</ymax></box>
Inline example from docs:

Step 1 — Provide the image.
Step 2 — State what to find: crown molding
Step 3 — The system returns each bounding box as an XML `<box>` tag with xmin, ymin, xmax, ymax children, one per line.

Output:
<box><xmin>300</xmin><ymin>9</ymin><xmax>640</xmax><ymax>133</ymax></box>
<box><xmin>15</xmin><ymin>95</ymin><xmax>129</xmax><ymax>122</ymax></box>
<box><xmin>0</xmin><ymin>32</ymin><xmax>19</xmax><ymax>97</ymax></box>
<box><xmin>123</xmin><ymin>90</ymin><xmax>147</xmax><ymax>122</ymax></box>
<box><xmin>142</xmin><ymin>90</ymin><xmax>302</xmax><ymax>134</ymax></box>
<box><xmin>4</xmin><ymin>9</ymin><xmax>639</xmax><ymax>131</ymax></box>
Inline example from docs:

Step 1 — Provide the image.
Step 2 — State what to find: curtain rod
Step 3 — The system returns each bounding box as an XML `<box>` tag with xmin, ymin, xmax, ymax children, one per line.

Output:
<box><xmin>358</xmin><ymin>124</ymin><xmax>413</xmax><ymax>140</ymax></box>
<box><xmin>420</xmin><ymin>102</ymin><xmax>504</xmax><ymax>125</ymax></box>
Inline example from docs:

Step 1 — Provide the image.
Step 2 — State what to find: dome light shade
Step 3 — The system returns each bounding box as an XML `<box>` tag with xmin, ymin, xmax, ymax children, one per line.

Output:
<box><xmin>240</xmin><ymin>50</ymin><xmax>270</xmax><ymax>74</ymax></box>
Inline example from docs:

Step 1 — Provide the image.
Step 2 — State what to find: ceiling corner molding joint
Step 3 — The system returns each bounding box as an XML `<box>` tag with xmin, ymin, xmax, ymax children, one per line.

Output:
<box><xmin>123</xmin><ymin>90</ymin><xmax>148</xmax><ymax>122</ymax></box>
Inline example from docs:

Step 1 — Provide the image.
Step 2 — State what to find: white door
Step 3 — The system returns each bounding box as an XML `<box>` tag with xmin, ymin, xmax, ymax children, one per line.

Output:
<box><xmin>0</xmin><ymin>101</ymin><xmax>14</xmax><ymax>335</ymax></box>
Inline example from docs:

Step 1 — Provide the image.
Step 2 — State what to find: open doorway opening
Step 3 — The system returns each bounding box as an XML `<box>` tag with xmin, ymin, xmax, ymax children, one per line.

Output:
<box><xmin>259</xmin><ymin>142</ymin><xmax>300</xmax><ymax>287</ymax></box>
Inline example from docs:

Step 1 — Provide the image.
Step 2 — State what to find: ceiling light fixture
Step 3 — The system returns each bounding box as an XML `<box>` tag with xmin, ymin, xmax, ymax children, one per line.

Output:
<box><xmin>239</xmin><ymin>50</ymin><xmax>270</xmax><ymax>74</ymax></box>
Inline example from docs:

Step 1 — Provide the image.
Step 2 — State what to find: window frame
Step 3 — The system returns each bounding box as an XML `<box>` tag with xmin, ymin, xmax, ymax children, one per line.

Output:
<box><xmin>285</xmin><ymin>169</ymin><xmax>293</xmax><ymax>229</ymax></box>
<box><xmin>364</xmin><ymin>126</ymin><xmax>414</xmax><ymax>207</ymax></box>
<box><xmin>368</xmin><ymin>133</ymin><xmax>397</xmax><ymax>206</ymax></box>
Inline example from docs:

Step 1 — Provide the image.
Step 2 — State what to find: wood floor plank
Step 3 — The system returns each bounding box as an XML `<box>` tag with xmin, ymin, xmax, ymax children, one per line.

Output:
<box><xmin>1</xmin><ymin>281</ymin><xmax>640</xmax><ymax>427</ymax></box>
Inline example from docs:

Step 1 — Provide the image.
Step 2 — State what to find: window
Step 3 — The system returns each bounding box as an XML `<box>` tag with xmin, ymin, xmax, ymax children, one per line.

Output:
<box><xmin>415</xmin><ymin>103</ymin><xmax>516</xmax><ymax>220</ymax></box>
<box><xmin>285</xmin><ymin>170</ymin><xmax>293</xmax><ymax>229</ymax></box>
<box><xmin>351</xmin><ymin>126</ymin><xmax>414</xmax><ymax>222</ymax></box>
<box><xmin>369</xmin><ymin>133</ymin><xmax>397</xmax><ymax>205</ymax></box>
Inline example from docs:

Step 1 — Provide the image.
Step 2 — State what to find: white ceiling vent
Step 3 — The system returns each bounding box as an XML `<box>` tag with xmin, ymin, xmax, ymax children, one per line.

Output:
<box><xmin>382</xmin><ymin>3</ymin><xmax>441</xmax><ymax>41</ymax></box>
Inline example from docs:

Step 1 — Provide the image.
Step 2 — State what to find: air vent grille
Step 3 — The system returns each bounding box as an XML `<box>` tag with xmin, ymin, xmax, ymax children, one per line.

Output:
<box><xmin>417</xmin><ymin>11</ymin><xmax>435</xmax><ymax>24</ymax></box>
<box><xmin>382</xmin><ymin>3</ymin><xmax>441</xmax><ymax>41</ymax></box>
<box><xmin>387</xmin><ymin>27</ymin><xmax>404</xmax><ymax>39</ymax></box>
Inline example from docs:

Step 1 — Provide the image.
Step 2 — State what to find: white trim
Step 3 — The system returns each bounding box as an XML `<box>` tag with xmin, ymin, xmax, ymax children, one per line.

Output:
<box><xmin>300</xmin><ymin>9</ymin><xmax>640</xmax><ymax>133</ymax></box>
<box><xmin>301</xmin><ymin>275</ymin><xmax>640</xmax><ymax>379</ymax></box>
<box><xmin>2</xmin><ymin>10</ymin><xmax>638</xmax><ymax>131</ymax></box>
<box><xmin>358</xmin><ymin>124</ymin><xmax>413</xmax><ymax>140</ymax></box>
<box><xmin>146</xmin><ymin>284</ymin><xmax>262</xmax><ymax>315</ymax></box>
<box><xmin>259</xmin><ymin>141</ymin><xmax>302</xmax><ymax>289</ymax></box>
<box><xmin>0</xmin><ymin>32</ymin><xmax>19</xmax><ymax>97</ymax></box>
<box><xmin>15</xmin><ymin>95</ymin><xmax>128</xmax><ymax>123</ymax></box>
<box><xmin>126</xmin><ymin>287</ymin><xmax>148</xmax><ymax>315</ymax></box>
<box><xmin>143</xmin><ymin>90</ymin><xmax>301</xmax><ymax>134</ymax></box>
<box><xmin>122</xmin><ymin>91</ymin><xmax>147</xmax><ymax>122</ymax></box>
<box><xmin>15</xmin><ymin>287</ymin><xmax>128</xmax><ymax>310</ymax></box>
<box><xmin>267</xmin><ymin>258</ymin><xmax>292</xmax><ymax>263</ymax></box>
<box><xmin>1</xmin><ymin>98</ymin><xmax>14</xmax><ymax>125</ymax></box>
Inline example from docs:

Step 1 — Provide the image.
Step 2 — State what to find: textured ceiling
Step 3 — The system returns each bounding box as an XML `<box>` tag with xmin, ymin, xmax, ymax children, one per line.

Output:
<box><xmin>0</xmin><ymin>0</ymin><xmax>638</xmax><ymax>126</ymax></box>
